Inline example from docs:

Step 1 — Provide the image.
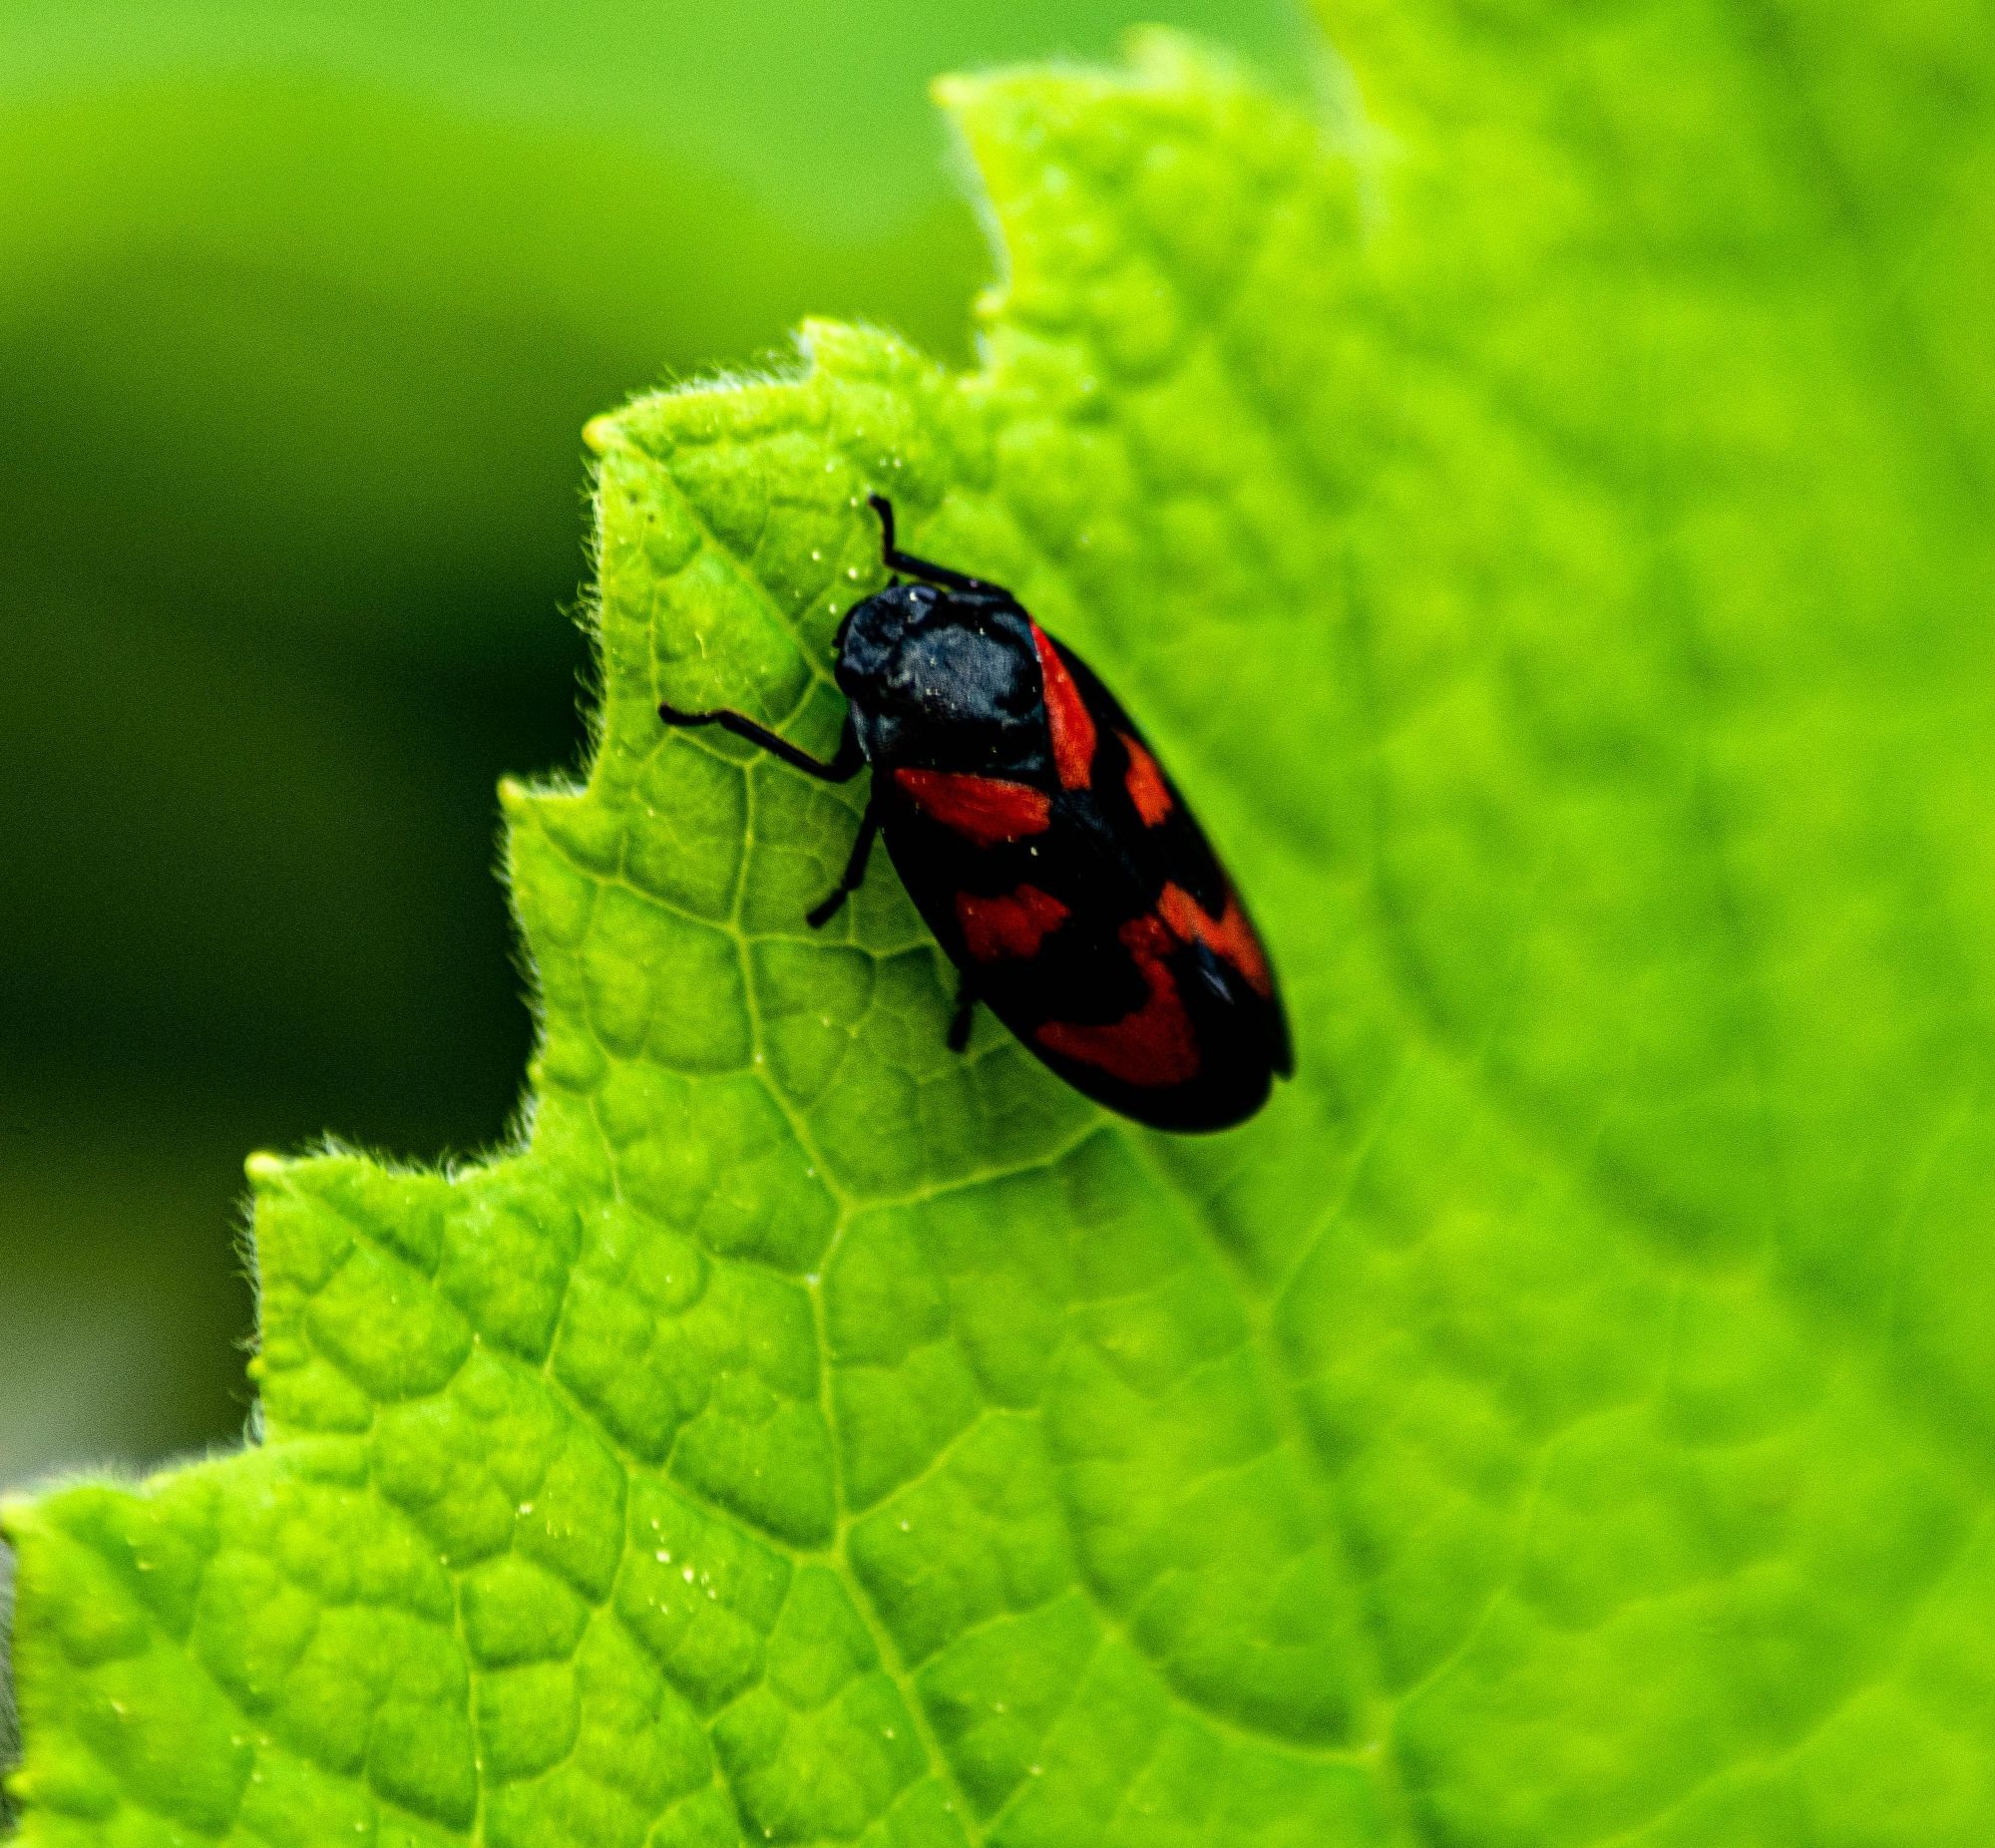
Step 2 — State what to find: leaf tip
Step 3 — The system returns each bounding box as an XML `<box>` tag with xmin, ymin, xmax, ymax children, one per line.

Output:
<box><xmin>0</xmin><ymin>1492</ymin><xmax>34</xmax><ymax>1544</ymax></box>
<box><xmin>581</xmin><ymin>412</ymin><xmax>621</xmax><ymax>456</ymax></box>
<box><xmin>242</xmin><ymin>1151</ymin><xmax>286</xmax><ymax>1188</ymax></box>
<box><xmin>930</xmin><ymin>72</ymin><xmax>976</xmax><ymax>113</ymax></box>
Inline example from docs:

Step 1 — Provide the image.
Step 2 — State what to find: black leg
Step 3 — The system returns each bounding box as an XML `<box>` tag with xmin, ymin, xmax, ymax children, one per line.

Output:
<box><xmin>806</xmin><ymin>801</ymin><xmax>881</xmax><ymax>928</ymax></box>
<box><xmin>947</xmin><ymin>978</ymin><xmax>978</xmax><ymax>1053</ymax></box>
<box><xmin>659</xmin><ymin>704</ymin><xmax>864</xmax><ymax>783</ymax></box>
<box><xmin>869</xmin><ymin>495</ymin><xmax>1005</xmax><ymax>597</ymax></box>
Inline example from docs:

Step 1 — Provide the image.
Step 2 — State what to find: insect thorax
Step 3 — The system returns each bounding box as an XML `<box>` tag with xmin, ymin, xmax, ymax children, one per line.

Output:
<box><xmin>836</xmin><ymin>583</ymin><xmax>1046</xmax><ymax>777</ymax></box>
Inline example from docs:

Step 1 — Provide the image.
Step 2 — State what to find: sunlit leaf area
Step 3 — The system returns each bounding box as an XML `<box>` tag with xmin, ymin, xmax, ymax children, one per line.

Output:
<box><xmin>4</xmin><ymin>3</ymin><xmax>1992</xmax><ymax>1844</ymax></box>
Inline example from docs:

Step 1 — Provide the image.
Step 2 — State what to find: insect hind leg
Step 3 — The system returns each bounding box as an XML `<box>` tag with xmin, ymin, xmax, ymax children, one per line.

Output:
<box><xmin>947</xmin><ymin>978</ymin><xmax>978</xmax><ymax>1053</ymax></box>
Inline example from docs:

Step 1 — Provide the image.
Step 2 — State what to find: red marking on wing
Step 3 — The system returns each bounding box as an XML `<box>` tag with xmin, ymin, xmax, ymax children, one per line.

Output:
<box><xmin>1120</xmin><ymin>731</ymin><xmax>1172</xmax><ymax>827</ymax></box>
<box><xmin>1159</xmin><ymin>882</ymin><xmax>1273</xmax><ymax>997</ymax></box>
<box><xmin>1031</xmin><ymin>622</ymin><xmax>1097</xmax><ymax>791</ymax></box>
<box><xmin>957</xmin><ymin>885</ymin><xmax>1070</xmax><ymax>960</ymax></box>
<box><xmin>1034</xmin><ymin>914</ymin><xmax>1198</xmax><ymax>1086</ymax></box>
<box><xmin>894</xmin><ymin>768</ymin><xmax>1051</xmax><ymax>844</ymax></box>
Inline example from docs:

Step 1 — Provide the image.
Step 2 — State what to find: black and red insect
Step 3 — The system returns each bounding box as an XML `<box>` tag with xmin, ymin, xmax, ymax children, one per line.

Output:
<box><xmin>659</xmin><ymin>497</ymin><xmax>1291</xmax><ymax>1131</ymax></box>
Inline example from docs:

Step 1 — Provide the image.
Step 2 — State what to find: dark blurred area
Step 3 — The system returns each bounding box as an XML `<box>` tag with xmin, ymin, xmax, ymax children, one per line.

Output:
<box><xmin>0</xmin><ymin>1</ymin><xmax>1304</xmax><ymax>1490</ymax></box>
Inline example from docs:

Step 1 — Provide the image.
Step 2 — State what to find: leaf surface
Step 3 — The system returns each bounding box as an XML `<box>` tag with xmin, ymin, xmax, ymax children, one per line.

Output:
<box><xmin>8</xmin><ymin>17</ymin><xmax>1995</xmax><ymax>1848</ymax></box>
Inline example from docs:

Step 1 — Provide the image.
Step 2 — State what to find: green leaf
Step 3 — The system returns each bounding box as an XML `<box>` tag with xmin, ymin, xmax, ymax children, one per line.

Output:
<box><xmin>0</xmin><ymin>0</ymin><xmax>1308</xmax><ymax>1502</ymax></box>
<box><xmin>8</xmin><ymin>15</ymin><xmax>1995</xmax><ymax>1848</ymax></box>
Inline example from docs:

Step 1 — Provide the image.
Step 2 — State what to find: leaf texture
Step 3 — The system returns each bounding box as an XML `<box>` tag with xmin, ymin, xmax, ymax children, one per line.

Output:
<box><xmin>7</xmin><ymin>18</ymin><xmax>1995</xmax><ymax>1848</ymax></box>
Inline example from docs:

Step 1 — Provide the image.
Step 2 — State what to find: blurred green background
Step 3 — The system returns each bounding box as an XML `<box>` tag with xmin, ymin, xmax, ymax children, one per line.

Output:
<box><xmin>0</xmin><ymin>0</ymin><xmax>1309</xmax><ymax>1490</ymax></box>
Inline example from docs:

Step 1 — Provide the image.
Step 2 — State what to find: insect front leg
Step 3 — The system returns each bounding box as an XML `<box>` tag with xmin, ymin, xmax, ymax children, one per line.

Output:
<box><xmin>868</xmin><ymin>495</ymin><xmax>1004</xmax><ymax>597</ymax></box>
<box><xmin>806</xmin><ymin>799</ymin><xmax>881</xmax><ymax>928</ymax></box>
<box><xmin>658</xmin><ymin>703</ymin><xmax>864</xmax><ymax>783</ymax></box>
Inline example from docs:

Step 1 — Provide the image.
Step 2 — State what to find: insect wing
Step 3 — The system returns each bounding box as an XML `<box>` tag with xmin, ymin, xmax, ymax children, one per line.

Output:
<box><xmin>1042</xmin><ymin>632</ymin><xmax>1291</xmax><ymax>1070</ymax></box>
<box><xmin>962</xmin><ymin>629</ymin><xmax>1291</xmax><ymax>1130</ymax></box>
